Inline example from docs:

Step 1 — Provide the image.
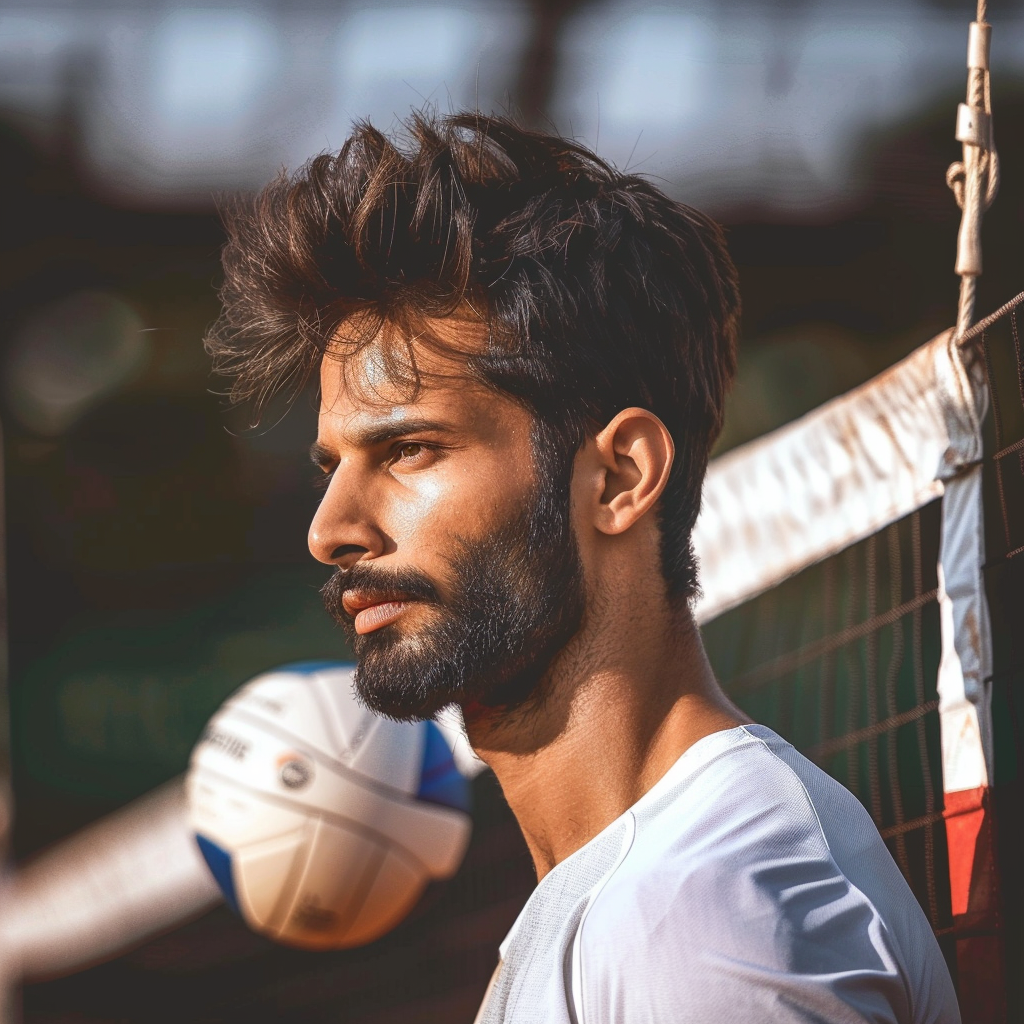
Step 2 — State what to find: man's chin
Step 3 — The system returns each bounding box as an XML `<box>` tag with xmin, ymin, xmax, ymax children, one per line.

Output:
<box><xmin>349</xmin><ymin>635</ymin><xmax>520</xmax><ymax>721</ymax></box>
<box><xmin>351</xmin><ymin>659</ymin><xmax>464</xmax><ymax>722</ymax></box>
<box><xmin>350</xmin><ymin>637</ymin><xmax>559</xmax><ymax>723</ymax></box>
<box><xmin>346</xmin><ymin>628</ymin><xmax>458</xmax><ymax>721</ymax></box>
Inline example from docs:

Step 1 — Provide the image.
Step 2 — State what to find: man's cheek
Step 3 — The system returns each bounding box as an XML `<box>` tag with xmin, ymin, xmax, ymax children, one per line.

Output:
<box><xmin>368</xmin><ymin>487</ymin><xmax>439</xmax><ymax>566</ymax></box>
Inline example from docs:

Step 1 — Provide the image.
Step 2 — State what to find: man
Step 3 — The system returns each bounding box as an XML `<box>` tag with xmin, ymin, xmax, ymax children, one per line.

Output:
<box><xmin>206</xmin><ymin>112</ymin><xmax>959</xmax><ymax>1023</ymax></box>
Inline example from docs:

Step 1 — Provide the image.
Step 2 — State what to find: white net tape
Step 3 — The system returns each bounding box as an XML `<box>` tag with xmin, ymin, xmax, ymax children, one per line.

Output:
<box><xmin>694</xmin><ymin>329</ymin><xmax>985</xmax><ymax>623</ymax></box>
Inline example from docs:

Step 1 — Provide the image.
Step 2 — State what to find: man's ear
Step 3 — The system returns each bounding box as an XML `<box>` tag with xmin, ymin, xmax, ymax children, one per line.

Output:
<box><xmin>586</xmin><ymin>408</ymin><xmax>675</xmax><ymax>536</ymax></box>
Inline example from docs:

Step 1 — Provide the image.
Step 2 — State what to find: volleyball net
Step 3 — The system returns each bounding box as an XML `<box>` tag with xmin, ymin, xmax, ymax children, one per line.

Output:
<box><xmin>695</xmin><ymin>293</ymin><xmax>1024</xmax><ymax>1024</ymax></box>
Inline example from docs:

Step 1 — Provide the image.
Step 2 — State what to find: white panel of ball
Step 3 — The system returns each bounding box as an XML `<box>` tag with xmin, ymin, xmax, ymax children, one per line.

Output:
<box><xmin>186</xmin><ymin>663</ymin><xmax>472</xmax><ymax>949</ymax></box>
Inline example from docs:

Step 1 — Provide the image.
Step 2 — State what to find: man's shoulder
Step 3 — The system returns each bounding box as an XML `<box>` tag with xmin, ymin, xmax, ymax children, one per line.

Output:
<box><xmin>570</xmin><ymin>727</ymin><xmax>957</xmax><ymax>1024</ymax></box>
<box><xmin>630</xmin><ymin>724</ymin><xmax>864</xmax><ymax>855</ymax></box>
<box><xmin>578</xmin><ymin>726</ymin><xmax>868</xmax><ymax>962</ymax></box>
<box><xmin>598</xmin><ymin>725</ymin><xmax>846</xmax><ymax>912</ymax></box>
<box><xmin>590</xmin><ymin>725</ymin><xmax>901</xmax><ymax>933</ymax></box>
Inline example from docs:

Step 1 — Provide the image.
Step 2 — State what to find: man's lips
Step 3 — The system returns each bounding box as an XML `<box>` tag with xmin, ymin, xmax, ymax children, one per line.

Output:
<box><xmin>342</xmin><ymin>591</ymin><xmax>413</xmax><ymax>635</ymax></box>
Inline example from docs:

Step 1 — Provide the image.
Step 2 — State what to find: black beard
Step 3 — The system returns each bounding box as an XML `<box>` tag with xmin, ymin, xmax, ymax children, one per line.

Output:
<box><xmin>319</xmin><ymin>480</ymin><xmax>586</xmax><ymax>722</ymax></box>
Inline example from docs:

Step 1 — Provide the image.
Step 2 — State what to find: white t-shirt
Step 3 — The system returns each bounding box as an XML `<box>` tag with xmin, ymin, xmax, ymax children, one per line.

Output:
<box><xmin>476</xmin><ymin>724</ymin><xmax>960</xmax><ymax>1024</ymax></box>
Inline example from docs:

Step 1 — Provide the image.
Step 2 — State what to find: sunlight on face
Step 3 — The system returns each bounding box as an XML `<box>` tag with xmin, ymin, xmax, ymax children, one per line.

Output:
<box><xmin>309</xmin><ymin>319</ymin><xmax>585</xmax><ymax>719</ymax></box>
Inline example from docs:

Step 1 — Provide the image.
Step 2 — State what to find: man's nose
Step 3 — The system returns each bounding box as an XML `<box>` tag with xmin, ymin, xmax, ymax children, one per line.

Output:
<box><xmin>308</xmin><ymin>474</ymin><xmax>382</xmax><ymax>569</ymax></box>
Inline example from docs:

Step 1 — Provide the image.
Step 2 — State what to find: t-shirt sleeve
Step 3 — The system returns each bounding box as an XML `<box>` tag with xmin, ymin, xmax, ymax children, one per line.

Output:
<box><xmin>573</xmin><ymin>780</ymin><xmax>917</xmax><ymax>1024</ymax></box>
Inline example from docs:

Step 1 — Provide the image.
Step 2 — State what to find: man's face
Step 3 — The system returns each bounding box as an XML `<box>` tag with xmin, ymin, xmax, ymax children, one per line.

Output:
<box><xmin>308</xmin><ymin>328</ymin><xmax>585</xmax><ymax>720</ymax></box>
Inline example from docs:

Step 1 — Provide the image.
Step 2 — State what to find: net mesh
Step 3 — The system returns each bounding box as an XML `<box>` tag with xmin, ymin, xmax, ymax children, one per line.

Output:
<box><xmin>702</xmin><ymin>501</ymin><xmax>953</xmax><ymax>953</ymax></box>
<box><xmin>701</xmin><ymin>294</ymin><xmax>1024</xmax><ymax>1009</ymax></box>
<box><xmin>980</xmin><ymin>300</ymin><xmax>1024</xmax><ymax>563</ymax></box>
<box><xmin>974</xmin><ymin>298</ymin><xmax>1024</xmax><ymax>1019</ymax></box>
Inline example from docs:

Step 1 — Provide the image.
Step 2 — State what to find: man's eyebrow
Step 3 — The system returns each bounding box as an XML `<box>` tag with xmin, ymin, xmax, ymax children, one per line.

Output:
<box><xmin>309</xmin><ymin>419</ymin><xmax>458</xmax><ymax>467</ymax></box>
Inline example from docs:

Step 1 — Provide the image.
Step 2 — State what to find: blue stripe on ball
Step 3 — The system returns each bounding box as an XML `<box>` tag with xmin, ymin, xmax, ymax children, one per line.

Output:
<box><xmin>196</xmin><ymin>833</ymin><xmax>242</xmax><ymax>915</ymax></box>
<box><xmin>417</xmin><ymin>722</ymin><xmax>471</xmax><ymax>813</ymax></box>
<box><xmin>275</xmin><ymin>661</ymin><xmax>353</xmax><ymax>676</ymax></box>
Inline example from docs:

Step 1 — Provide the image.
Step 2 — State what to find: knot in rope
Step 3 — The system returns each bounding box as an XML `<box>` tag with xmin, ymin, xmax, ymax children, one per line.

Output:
<box><xmin>945</xmin><ymin>152</ymin><xmax>999</xmax><ymax>214</ymax></box>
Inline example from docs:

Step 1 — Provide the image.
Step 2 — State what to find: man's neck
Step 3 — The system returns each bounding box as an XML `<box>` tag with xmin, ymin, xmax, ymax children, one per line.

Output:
<box><xmin>463</xmin><ymin>604</ymin><xmax>748</xmax><ymax>879</ymax></box>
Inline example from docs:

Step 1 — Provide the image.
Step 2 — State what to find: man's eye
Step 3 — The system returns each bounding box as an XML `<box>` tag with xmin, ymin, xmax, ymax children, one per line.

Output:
<box><xmin>396</xmin><ymin>442</ymin><xmax>427</xmax><ymax>461</ymax></box>
<box><xmin>389</xmin><ymin>440</ymin><xmax>449</xmax><ymax>470</ymax></box>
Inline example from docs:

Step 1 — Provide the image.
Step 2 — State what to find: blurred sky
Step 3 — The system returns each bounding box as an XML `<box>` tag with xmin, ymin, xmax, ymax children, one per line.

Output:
<box><xmin>2</xmin><ymin>0</ymin><xmax>1021</xmax><ymax>212</ymax></box>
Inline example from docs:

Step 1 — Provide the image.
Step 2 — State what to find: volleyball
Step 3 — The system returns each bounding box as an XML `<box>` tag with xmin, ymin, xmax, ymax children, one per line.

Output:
<box><xmin>185</xmin><ymin>662</ymin><xmax>473</xmax><ymax>950</ymax></box>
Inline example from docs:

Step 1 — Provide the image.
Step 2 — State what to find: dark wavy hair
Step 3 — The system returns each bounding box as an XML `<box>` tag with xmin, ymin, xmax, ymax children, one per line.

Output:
<box><xmin>205</xmin><ymin>111</ymin><xmax>740</xmax><ymax>601</ymax></box>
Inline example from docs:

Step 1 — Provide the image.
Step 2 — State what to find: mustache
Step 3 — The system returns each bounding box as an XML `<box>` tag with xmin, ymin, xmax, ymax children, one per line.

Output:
<box><xmin>320</xmin><ymin>563</ymin><xmax>440</xmax><ymax>623</ymax></box>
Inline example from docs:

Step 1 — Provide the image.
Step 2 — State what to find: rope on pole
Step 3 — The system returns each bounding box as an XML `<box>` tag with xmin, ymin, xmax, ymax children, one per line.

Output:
<box><xmin>947</xmin><ymin>2</ymin><xmax>1000</xmax><ymax>340</ymax></box>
